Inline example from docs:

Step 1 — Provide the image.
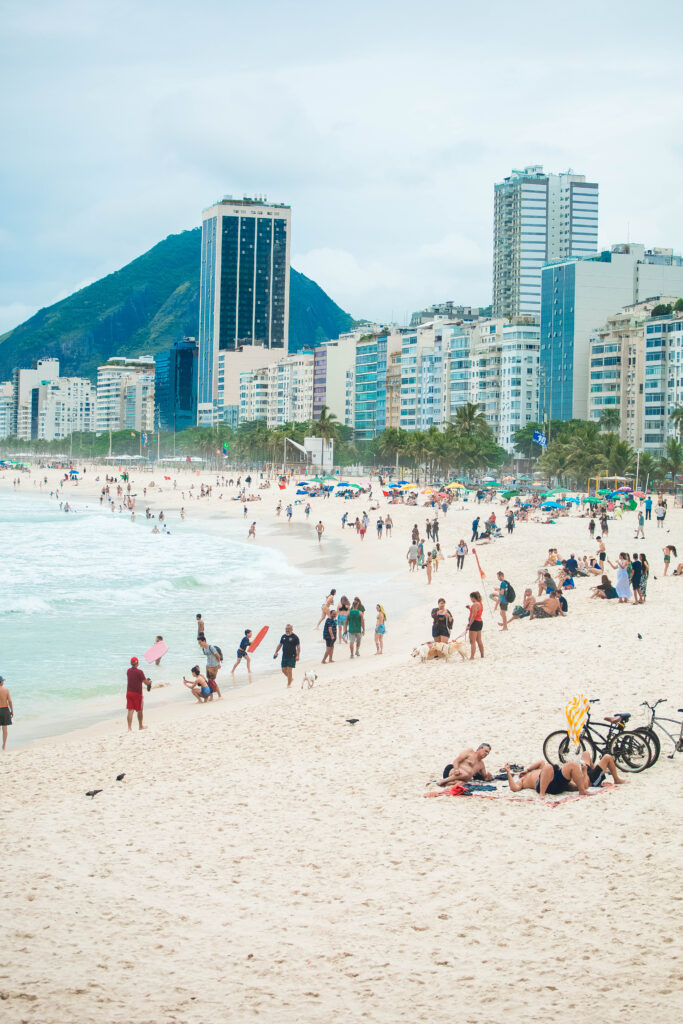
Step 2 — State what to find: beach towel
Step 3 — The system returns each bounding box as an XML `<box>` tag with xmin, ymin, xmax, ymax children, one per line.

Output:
<box><xmin>430</xmin><ymin>780</ymin><xmax>618</xmax><ymax>808</ymax></box>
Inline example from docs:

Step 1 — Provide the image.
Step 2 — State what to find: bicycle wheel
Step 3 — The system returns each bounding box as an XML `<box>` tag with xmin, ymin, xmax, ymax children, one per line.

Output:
<box><xmin>610</xmin><ymin>730</ymin><xmax>653</xmax><ymax>773</ymax></box>
<box><xmin>633</xmin><ymin>727</ymin><xmax>660</xmax><ymax>766</ymax></box>
<box><xmin>543</xmin><ymin>730</ymin><xmax>596</xmax><ymax>764</ymax></box>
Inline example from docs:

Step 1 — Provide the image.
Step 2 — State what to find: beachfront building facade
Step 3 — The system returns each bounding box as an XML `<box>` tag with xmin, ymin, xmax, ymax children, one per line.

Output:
<box><xmin>95</xmin><ymin>357</ymin><xmax>155</xmax><ymax>433</ymax></box>
<box><xmin>197</xmin><ymin>196</ymin><xmax>292</xmax><ymax>426</ymax></box>
<box><xmin>238</xmin><ymin>352</ymin><xmax>314</xmax><ymax>428</ymax></box>
<box><xmin>10</xmin><ymin>359</ymin><xmax>96</xmax><ymax>441</ymax></box>
<box><xmin>493</xmin><ymin>166</ymin><xmax>598</xmax><ymax>319</ymax></box>
<box><xmin>0</xmin><ymin>382</ymin><xmax>13</xmax><ymax>439</ymax></box>
<box><xmin>540</xmin><ymin>243</ymin><xmax>683</xmax><ymax>423</ymax></box>
<box><xmin>588</xmin><ymin>300</ymin><xmax>683</xmax><ymax>454</ymax></box>
<box><xmin>154</xmin><ymin>338</ymin><xmax>198</xmax><ymax>432</ymax></box>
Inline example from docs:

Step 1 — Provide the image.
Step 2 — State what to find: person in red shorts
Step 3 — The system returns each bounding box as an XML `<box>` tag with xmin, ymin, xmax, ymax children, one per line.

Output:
<box><xmin>126</xmin><ymin>656</ymin><xmax>151</xmax><ymax>732</ymax></box>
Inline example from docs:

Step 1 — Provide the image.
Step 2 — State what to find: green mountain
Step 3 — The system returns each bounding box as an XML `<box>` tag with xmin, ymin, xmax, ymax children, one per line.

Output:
<box><xmin>0</xmin><ymin>228</ymin><xmax>355</xmax><ymax>381</ymax></box>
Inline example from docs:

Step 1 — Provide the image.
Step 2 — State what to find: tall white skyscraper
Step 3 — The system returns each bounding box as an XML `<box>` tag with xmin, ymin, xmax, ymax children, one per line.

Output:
<box><xmin>197</xmin><ymin>196</ymin><xmax>292</xmax><ymax>425</ymax></box>
<box><xmin>493</xmin><ymin>166</ymin><xmax>598</xmax><ymax>318</ymax></box>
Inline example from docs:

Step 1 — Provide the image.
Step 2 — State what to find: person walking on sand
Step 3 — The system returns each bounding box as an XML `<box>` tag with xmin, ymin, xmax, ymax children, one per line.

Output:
<box><xmin>231</xmin><ymin>630</ymin><xmax>253</xmax><ymax>680</ymax></box>
<box><xmin>451</xmin><ymin>539</ymin><xmax>467</xmax><ymax>570</ymax></box>
<box><xmin>273</xmin><ymin>624</ymin><xmax>300</xmax><ymax>686</ymax></box>
<box><xmin>316</xmin><ymin>521</ymin><xmax>324</xmax><ymax>543</ymax></box>
<box><xmin>126</xmin><ymin>657</ymin><xmax>151</xmax><ymax>732</ymax></box>
<box><xmin>496</xmin><ymin>571</ymin><xmax>511</xmax><ymax>631</ymax></box>
<box><xmin>199</xmin><ymin>639</ymin><xmax>223</xmax><ymax>699</ymax></box>
<box><xmin>347</xmin><ymin>598</ymin><xmax>365</xmax><ymax>657</ymax></box>
<box><xmin>635</xmin><ymin>510</ymin><xmax>645</xmax><ymax>540</ymax></box>
<box><xmin>471</xmin><ymin>516</ymin><xmax>480</xmax><ymax>542</ymax></box>
<box><xmin>425</xmin><ymin>551</ymin><xmax>433</xmax><ymax>584</ymax></box>
<box><xmin>431</xmin><ymin>598</ymin><xmax>453</xmax><ymax>646</ymax></box>
<box><xmin>466</xmin><ymin>592</ymin><xmax>484</xmax><ymax>660</ymax></box>
<box><xmin>407</xmin><ymin>541</ymin><xmax>418</xmax><ymax>572</ymax></box>
<box><xmin>385</xmin><ymin>513</ymin><xmax>393</xmax><ymax>538</ymax></box>
<box><xmin>248</xmin><ymin>521</ymin><xmax>256</xmax><ymax>540</ymax></box>
<box><xmin>374</xmin><ymin>604</ymin><xmax>387</xmax><ymax>654</ymax></box>
<box><xmin>321</xmin><ymin>611</ymin><xmax>337</xmax><ymax>663</ymax></box>
<box><xmin>0</xmin><ymin>675</ymin><xmax>14</xmax><ymax>750</ymax></box>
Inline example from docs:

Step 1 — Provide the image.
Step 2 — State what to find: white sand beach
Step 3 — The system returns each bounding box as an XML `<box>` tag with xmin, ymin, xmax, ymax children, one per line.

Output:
<box><xmin>1</xmin><ymin>466</ymin><xmax>682</xmax><ymax>1023</ymax></box>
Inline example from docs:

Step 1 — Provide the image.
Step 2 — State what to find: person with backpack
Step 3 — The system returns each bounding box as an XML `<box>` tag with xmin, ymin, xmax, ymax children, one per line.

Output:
<box><xmin>199</xmin><ymin>638</ymin><xmax>223</xmax><ymax>699</ymax></box>
<box><xmin>495</xmin><ymin>571</ymin><xmax>515</xmax><ymax>632</ymax></box>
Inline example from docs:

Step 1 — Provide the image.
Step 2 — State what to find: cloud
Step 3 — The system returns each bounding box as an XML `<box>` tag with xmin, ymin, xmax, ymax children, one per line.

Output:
<box><xmin>1</xmin><ymin>0</ymin><xmax>682</xmax><ymax>328</ymax></box>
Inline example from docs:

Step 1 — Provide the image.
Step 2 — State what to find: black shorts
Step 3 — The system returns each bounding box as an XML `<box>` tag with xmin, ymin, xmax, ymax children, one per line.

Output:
<box><xmin>324</xmin><ymin>638</ymin><xmax>335</xmax><ymax>648</ymax></box>
<box><xmin>499</xmin><ymin>601</ymin><xmax>508</xmax><ymax>611</ymax></box>
<box><xmin>469</xmin><ymin>621</ymin><xmax>483</xmax><ymax>632</ymax></box>
<box><xmin>0</xmin><ymin>707</ymin><xmax>12</xmax><ymax>726</ymax></box>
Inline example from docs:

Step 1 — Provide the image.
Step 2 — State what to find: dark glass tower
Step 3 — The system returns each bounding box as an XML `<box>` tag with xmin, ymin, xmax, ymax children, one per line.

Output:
<box><xmin>198</xmin><ymin>197</ymin><xmax>291</xmax><ymax>424</ymax></box>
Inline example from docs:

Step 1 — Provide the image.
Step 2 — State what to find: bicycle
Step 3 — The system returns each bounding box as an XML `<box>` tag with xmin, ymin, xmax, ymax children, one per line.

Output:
<box><xmin>543</xmin><ymin>699</ymin><xmax>654</xmax><ymax>773</ymax></box>
<box><xmin>634</xmin><ymin>699</ymin><xmax>683</xmax><ymax>765</ymax></box>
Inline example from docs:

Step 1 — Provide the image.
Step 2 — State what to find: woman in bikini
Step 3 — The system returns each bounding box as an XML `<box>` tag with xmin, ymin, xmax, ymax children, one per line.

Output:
<box><xmin>430</xmin><ymin>598</ymin><xmax>454</xmax><ymax>647</ymax></box>
<box><xmin>466</xmin><ymin>591</ymin><xmax>484</xmax><ymax>659</ymax></box>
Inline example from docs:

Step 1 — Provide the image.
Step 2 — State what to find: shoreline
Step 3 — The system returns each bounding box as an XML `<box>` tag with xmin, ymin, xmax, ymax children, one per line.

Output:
<box><xmin>0</xmin><ymin>469</ymin><xmax>422</xmax><ymax>750</ymax></box>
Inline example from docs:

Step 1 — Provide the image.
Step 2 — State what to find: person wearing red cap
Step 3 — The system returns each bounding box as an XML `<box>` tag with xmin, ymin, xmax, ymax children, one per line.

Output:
<box><xmin>126</xmin><ymin>657</ymin><xmax>150</xmax><ymax>732</ymax></box>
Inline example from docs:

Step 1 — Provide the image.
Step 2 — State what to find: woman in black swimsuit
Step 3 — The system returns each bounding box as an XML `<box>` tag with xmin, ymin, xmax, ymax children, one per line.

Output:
<box><xmin>431</xmin><ymin>598</ymin><xmax>453</xmax><ymax>643</ymax></box>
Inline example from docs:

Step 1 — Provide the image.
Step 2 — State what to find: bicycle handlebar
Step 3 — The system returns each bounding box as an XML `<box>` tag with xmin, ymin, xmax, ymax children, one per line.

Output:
<box><xmin>641</xmin><ymin>698</ymin><xmax>667</xmax><ymax>709</ymax></box>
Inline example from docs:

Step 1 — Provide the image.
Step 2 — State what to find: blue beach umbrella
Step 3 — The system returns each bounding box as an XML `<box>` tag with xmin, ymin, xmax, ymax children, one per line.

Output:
<box><xmin>541</xmin><ymin>501</ymin><xmax>563</xmax><ymax>509</ymax></box>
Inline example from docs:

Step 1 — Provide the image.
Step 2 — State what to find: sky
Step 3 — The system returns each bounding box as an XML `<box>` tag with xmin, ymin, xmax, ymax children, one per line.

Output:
<box><xmin>1</xmin><ymin>0</ymin><xmax>683</xmax><ymax>334</ymax></box>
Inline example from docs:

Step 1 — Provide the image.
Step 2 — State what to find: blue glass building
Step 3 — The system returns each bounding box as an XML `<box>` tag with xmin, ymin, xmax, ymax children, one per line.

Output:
<box><xmin>354</xmin><ymin>335</ymin><xmax>388</xmax><ymax>439</ymax></box>
<box><xmin>154</xmin><ymin>338</ymin><xmax>198</xmax><ymax>432</ymax></box>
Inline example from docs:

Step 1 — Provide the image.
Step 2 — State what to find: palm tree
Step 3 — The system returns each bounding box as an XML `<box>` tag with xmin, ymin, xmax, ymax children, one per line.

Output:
<box><xmin>311</xmin><ymin>405</ymin><xmax>340</xmax><ymax>442</ymax></box>
<box><xmin>669</xmin><ymin>405</ymin><xmax>683</xmax><ymax>438</ymax></box>
<box><xmin>658</xmin><ymin>437</ymin><xmax>683</xmax><ymax>482</ymax></box>
<box><xmin>377</xmin><ymin>427</ymin><xmax>410</xmax><ymax>471</ymax></box>
<box><xmin>599</xmin><ymin>408</ymin><xmax>621</xmax><ymax>433</ymax></box>
<box><xmin>451</xmin><ymin>402</ymin><xmax>489</xmax><ymax>438</ymax></box>
<box><xmin>606</xmin><ymin>439</ymin><xmax>634</xmax><ymax>477</ymax></box>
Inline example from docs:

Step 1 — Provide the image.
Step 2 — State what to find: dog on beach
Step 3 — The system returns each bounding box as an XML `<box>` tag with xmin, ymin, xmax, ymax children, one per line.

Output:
<box><xmin>302</xmin><ymin>671</ymin><xmax>318</xmax><ymax>690</ymax></box>
<box><xmin>411</xmin><ymin>640</ymin><xmax>467</xmax><ymax>663</ymax></box>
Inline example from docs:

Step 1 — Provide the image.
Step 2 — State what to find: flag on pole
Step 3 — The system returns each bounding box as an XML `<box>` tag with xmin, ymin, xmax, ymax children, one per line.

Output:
<box><xmin>223</xmin><ymin>441</ymin><xmax>230</xmax><ymax>453</ymax></box>
<box><xmin>142</xmin><ymin>433</ymin><xmax>148</xmax><ymax>445</ymax></box>
<box><xmin>532</xmin><ymin>429</ymin><xmax>548</xmax><ymax>447</ymax></box>
<box><xmin>472</xmin><ymin>547</ymin><xmax>486</xmax><ymax>580</ymax></box>
<box><xmin>565</xmin><ymin>693</ymin><xmax>590</xmax><ymax>747</ymax></box>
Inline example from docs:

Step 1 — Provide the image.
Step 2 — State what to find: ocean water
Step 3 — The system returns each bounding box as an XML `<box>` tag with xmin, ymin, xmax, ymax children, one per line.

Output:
<box><xmin>0</xmin><ymin>491</ymin><xmax>380</xmax><ymax>745</ymax></box>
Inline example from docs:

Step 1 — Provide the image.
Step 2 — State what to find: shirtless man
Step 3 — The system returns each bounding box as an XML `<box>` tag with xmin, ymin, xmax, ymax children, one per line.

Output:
<box><xmin>435</xmin><ymin>744</ymin><xmax>493</xmax><ymax>787</ymax></box>
<box><xmin>0</xmin><ymin>675</ymin><xmax>14</xmax><ymax>750</ymax></box>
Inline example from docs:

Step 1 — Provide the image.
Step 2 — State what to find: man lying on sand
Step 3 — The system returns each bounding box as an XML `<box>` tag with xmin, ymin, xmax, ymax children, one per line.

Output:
<box><xmin>505</xmin><ymin>751</ymin><xmax>624</xmax><ymax>798</ymax></box>
<box><xmin>433</xmin><ymin>743</ymin><xmax>492</xmax><ymax>786</ymax></box>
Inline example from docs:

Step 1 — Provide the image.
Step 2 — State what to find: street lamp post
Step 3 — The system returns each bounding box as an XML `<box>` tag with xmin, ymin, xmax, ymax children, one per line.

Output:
<box><xmin>635</xmin><ymin>448</ymin><xmax>643</xmax><ymax>492</ymax></box>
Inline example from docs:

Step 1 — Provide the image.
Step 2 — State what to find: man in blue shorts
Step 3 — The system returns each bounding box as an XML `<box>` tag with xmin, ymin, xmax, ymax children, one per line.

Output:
<box><xmin>231</xmin><ymin>629</ymin><xmax>253</xmax><ymax>680</ymax></box>
<box><xmin>273</xmin><ymin>624</ymin><xmax>300</xmax><ymax>687</ymax></box>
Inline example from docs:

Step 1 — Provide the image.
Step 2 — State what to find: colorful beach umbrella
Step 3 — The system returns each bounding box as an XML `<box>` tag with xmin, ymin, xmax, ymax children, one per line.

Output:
<box><xmin>565</xmin><ymin>693</ymin><xmax>590</xmax><ymax>748</ymax></box>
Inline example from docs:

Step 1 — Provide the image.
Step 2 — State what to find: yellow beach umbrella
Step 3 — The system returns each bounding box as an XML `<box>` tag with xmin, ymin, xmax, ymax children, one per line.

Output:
<box><xmin>401</xmin><ymin>483</ymin><xmax>415</xmax><ymax>490</ymax></box>
<box><xmin>565</xmin><ymin>693</ymin><xmax>590</xmax><ymax>748</ymax></box>
<box><xmin>446</xmin><ymin>482</ymin><xmax>463</xmax><ymax>489</ymax></box>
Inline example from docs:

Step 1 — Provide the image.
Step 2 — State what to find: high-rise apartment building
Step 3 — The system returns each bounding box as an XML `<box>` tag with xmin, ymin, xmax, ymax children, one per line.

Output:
<box><xmin>10</xmin><ymin>359</ymin><xmax>96</xmax><ymax>441</ymax></box>
<box><xmin>154</xmin><ymin>338</ymin><xmax>198</xmax><ymax>432</ymax></box>
<box><xmin>493</xmin><ymin>166</ymin><xmax>598</xmax><ymax>318</ymax></box>
<box><xmin>238</xmin><ymin>353</ymin><xmax>314</xmax><ymax>428</ymax></box>
<box><xmin>197</xmin><ymin>196</ymin><xmax>292</xmax><ymax>425</ymax></box>
<box><xmin>0</xmin><ymin>382</ymin><xmax>13</xmax><ymax>439</ymax></box>
<box><xmin>96</xmin><ymin>356</ymin><xmax>155</xmax><ymax>433</ymax></box>
<box><xmin>540</xmin><ymin>244</ymin><xmax>683</xmax><ymax>421</ymax></box>
<box><xmin>588</xmin><ymin>299</ymin><xmax>683</xmax><ymax>454</ymax></box>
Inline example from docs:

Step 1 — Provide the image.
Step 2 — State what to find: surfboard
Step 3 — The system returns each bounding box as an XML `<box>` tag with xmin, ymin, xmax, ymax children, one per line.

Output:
<box><xmin>248</xmin><ymin>626</ymin><xmax>269</xmax><ymax>653</ymax></box>
<box><xmin>143</xmin><ymin>640</ymin><xmax>168</xmax><ymax>664</ymax></box>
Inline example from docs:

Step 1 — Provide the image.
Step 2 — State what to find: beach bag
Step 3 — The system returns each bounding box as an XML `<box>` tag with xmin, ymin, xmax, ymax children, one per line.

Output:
<box><xmin>506</xmin><ymin>583</ymin><xmax>516</xmax><ymax>603</ymax></box>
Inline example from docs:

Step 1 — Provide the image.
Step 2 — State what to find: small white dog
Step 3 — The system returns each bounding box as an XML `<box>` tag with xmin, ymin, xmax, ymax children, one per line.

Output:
<box><xmin>302</xmin><ymin>671</ymin><xmax>318</xmax><ymax>690</ymax></box>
